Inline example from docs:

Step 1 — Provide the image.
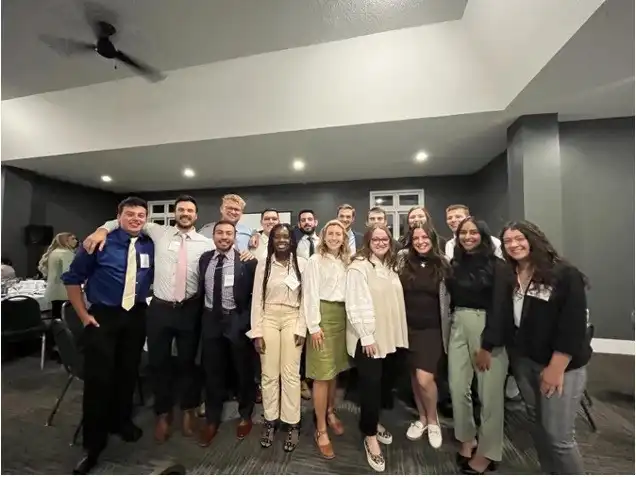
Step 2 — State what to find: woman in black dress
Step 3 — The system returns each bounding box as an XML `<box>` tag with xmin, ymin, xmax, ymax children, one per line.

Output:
<box><xmin>398</xmin><ymin>221</ymin><xmax>451</xmax><ymax>449</ymax></box>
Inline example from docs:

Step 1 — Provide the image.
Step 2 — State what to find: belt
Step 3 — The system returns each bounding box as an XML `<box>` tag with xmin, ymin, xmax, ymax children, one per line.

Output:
<box><xmin>152</xmin><ymin>295</ymin><xmax>198</xmax><ymax>309</ymax></box>
<box><xmin>204</xmin><ymin>307</ymin><xmax>236</xmax><ymax>316</ymax></box>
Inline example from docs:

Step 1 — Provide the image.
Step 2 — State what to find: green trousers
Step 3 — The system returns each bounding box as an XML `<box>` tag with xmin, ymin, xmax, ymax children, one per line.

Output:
<box><xmin>448</xmin><ymin>307</ymin><xmax>508</xmax><ymax>462</ymax></box>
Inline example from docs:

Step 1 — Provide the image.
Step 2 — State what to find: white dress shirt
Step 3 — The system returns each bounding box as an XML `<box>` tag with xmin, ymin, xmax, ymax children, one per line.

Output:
<box><xmin>445</xmin><ymin>235</ymin><xmax>503</xmax><ymax>259</ymax></box>
<box><xmin>102</xmin><ymin>221</ymin><xmax>212</xmax><ymax>301</ymax></box>
<box><xmin>296</xmin><ymin>233</ymin><xmax>320</xmax><ymax>260</ymax></box>
<box><xmin>302</xmin><ymin>253</ymin><xmax>347</xmax><ymax>334</ymax></box>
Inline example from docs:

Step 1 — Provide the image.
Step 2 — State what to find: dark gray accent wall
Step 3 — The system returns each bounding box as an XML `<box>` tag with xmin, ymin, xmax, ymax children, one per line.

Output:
<box><xmin>559</xmin><ymin>117</ymin><xmax>635</xmax><ymax>341</ymax></box>
<box><xmin>138</xmin><ymin>176</ymin><xmax>473</xmax><ymax>238</ymax></box>
<box><xmin>1</xmin><ymin>167</ymin><xmax>121</xmax><ymax>277</ymax></box>
<box><xmin>470</xmin><ymin>153</ymin><xmax>509</xmax><ymax>235</ymax></box>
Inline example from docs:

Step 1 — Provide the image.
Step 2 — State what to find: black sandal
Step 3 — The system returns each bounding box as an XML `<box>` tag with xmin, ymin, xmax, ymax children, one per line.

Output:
<box><xmin>283</xmin><ymin>424</ymin><xmax>300</xmax><ymax>452</ymax></box>
<box><xmin>260</xmin><ymin>420</ymin><xmax>276</xmax><ymax>448</ymax></box>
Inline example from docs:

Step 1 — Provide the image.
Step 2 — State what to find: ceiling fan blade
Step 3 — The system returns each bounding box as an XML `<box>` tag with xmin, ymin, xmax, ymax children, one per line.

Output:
<box><xmin>39</xmin><ymin>35</ymin><xmax>95</xmax><ymax>56</ymax></box>
<box><xmin>115</xmin><ymin>50</ymin><xmax>166</xmax><ymax>83</ymax></box>
<box><xmin>82</xmin><ymin>0</ymin><xmax>119</xmax><ymax>38</ymax></box>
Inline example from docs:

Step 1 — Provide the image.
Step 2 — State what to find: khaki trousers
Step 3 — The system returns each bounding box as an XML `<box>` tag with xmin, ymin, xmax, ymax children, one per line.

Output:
<box><xmin>260</xmin><ymin>304</ymin><xmax>303</xmax><ymax>424</ymax></box>
<box><xmin>448</xmin><ymin>308</ymin><xmax>508</xmax><ymax>462</ymax></box>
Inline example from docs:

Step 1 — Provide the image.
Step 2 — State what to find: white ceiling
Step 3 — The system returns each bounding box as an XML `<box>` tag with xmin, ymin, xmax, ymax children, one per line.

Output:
<box><xmin>1</xmin><ymin>0</ymin><xmax>633</xmax><ymax>193</ymax></box>
<box><xmin>1</xmin><ymin>0</ymin><xmax>467</xmax><ymax>99</ymax></box>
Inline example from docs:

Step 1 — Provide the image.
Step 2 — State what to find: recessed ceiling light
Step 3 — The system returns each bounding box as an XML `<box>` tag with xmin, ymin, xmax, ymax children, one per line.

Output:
<box><xmin>415</xmin><ymin>151</ymin><xmax>429</xmax><ymax>162</ymax></box>
<box><xmin>292</xmin><ymin>159</ymin><xmax>305</xmax><ymax>171</ymax></box>
<box><xmin>101</xmin><ymin>175</ymin><xmax>112</xmax><ymax>183</ymax></box>
<box><xmin>183</xmin><ymin>168</ymin><xmax>195</xmax><ymax>178</ymax></box>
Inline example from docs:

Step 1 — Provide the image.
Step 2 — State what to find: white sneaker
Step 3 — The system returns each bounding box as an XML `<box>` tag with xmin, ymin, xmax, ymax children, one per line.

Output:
<box><xmin>406</xmin><ymin>420</ymin><xmax>427</xmax><ymax>441</ymax></box>
<box><xmin>427</xmin><ymin>422</ymin><xmax>443</xmax><ymax>449</ymax></box>
<box><xmin>376</xmin><ymin>424</ymin><xmax>393</xmax><ymax>445</ymax></box>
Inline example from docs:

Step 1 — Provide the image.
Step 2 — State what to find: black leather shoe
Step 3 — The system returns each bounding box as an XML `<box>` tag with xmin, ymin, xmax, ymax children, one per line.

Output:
<box><xmin>112</xmin><ymin>421</ymin><xmax>143</xmax><ymax>442</ymax></box>
<box><xmin>73</xmin><ymin>453</ymin><xmax>98</xmax><ymax>475</ymax></box>
<box><xmin>461</xmin><ymin>459</ymin><xmax>497</xmax><ymax>475</ymax></box>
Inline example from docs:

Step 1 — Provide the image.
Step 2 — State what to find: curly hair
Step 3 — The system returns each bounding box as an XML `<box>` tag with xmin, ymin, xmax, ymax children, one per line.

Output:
<box><xmin>352</xmin><ymin>224</ymin><xmax>398</xmax><ymax>271</ymax></box>
<box><xmin>500</xmin><ymin>220</ymin><xmax>589</xmax><ymax>288</ymax></box>
<box><xmin>399</xmin><ymin>220</ymin><xmax>451</xmax><ymax>283</ymax></box>
<box><xmin>261</xmin><ymin>223</ymin><xmax>302</xmax><ymax>309</ymax></box>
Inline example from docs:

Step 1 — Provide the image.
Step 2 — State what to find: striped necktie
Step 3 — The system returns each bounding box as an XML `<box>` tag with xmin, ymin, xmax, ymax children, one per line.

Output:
<box><xmin>121</xmin><ymin>237</ymin><xmax>138</xmax><ymax>311</ymax></box>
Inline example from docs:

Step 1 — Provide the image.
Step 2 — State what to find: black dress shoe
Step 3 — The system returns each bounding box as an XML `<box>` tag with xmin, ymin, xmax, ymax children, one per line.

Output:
<box><xmin>461</xmin><ymin>459</ymin><xmax>497</xmax><ymax>475</ymax></box>
<box><xmin>112</xmin><ymin>421</ymin><xmax>143</xmax><ymax>442</ymax></box>
<box><xmin>73</xmin><ymin>453</ymin><xmax>98</xmax><ymax>475</ymax></box>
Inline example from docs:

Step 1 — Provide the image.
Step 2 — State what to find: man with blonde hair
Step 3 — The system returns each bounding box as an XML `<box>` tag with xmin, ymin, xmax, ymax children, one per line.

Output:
<box><xmin>199</xmin><ymin>194</ymin><xmax>254</xmax><ymax>252</ymax></box>
<box><xmin>336</xmin><ymin>204</ymin><xmax>363</xmax><ymax>254</ymax></box>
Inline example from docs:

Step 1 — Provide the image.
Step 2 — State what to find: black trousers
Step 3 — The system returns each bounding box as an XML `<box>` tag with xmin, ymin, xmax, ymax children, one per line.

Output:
<box><xmin>201</xmin><ymin>315</ymin><xmax>256</xmax><ymax>425</ymax></box>
<box><xmin>354</xmin><ymin>343</ymin><xmax>398</xmax><ymax>436</ymax></box>
<box><xmin>82</xmin><ymin>304</ymin><xmax>146</xmax><ymax>454</ymax></box>
<box><xmin>146</xmin><ymin>297</ymin><xmax>201</xmax><ymax>415</ymax></box>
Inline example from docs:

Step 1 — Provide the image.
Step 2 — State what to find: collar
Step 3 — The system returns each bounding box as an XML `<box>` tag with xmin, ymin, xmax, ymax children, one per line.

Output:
<box><xmin>173</xmin><ymin>227</ymin><xmax>197</xmax><ymax>239</ymax></box>
<box><xmin>214</xmin><ymin>249</ymin><xmax>233</xmax><ymax>259</ymax></box>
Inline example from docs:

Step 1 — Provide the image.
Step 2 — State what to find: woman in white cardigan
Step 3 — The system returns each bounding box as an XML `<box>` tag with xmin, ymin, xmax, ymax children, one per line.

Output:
<box><xmin>345</xmin><ymin>224</ymin><xmax>409</xmax><ymax>472</ymax></box>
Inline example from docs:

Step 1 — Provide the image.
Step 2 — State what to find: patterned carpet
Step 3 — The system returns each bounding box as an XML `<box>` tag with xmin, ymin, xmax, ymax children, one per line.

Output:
<box><xmin>1</xmin><ymin>353</ymin><xmax>634</xmax><ymax>475</ymax></box>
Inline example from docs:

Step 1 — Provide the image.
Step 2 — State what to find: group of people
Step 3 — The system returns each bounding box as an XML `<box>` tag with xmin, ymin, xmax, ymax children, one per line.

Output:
<box><xmin>57</xmin><ymin>193</ymin><xmax>591</xmax><ymax>475</ymax></box>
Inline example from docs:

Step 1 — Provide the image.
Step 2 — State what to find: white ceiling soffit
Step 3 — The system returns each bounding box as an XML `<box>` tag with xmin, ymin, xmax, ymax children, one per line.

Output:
<box><xmin>6</xmin><ymin>112</ymin><xmax>510</xmax><ymax>192</ymax></box>
<box><xmin>1</xmin><ymin>0</ymin><xmax>607</xmax><ymax>162</ymax></box>
<box><xmin>1</xmin><ymin>0</ymin><xmax>468</xmax><ymax>99</ymax></box>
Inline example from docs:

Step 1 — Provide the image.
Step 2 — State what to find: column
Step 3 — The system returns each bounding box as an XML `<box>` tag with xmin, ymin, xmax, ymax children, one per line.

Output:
<box><xmin>506</xmin><ymin>114</ymin><xmax>564</xmax><ymax>252</ymax></box>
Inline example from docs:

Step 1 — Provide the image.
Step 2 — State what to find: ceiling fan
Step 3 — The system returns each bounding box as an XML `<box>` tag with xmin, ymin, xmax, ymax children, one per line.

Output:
<box><xmin>40</xmin><ymin>13</ymin><xmax>165</xmax><ymax>83</ymax></box>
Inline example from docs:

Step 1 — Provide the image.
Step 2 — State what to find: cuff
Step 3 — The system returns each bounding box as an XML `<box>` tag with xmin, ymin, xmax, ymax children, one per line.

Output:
<box><xmin>307</xmin><ymin>324</ymin><xmax>321</xmax><ymax>335</ymax></box>
<box><xmin>360</xmin><ymin>334</ymin><xmax>376</xmax><ymax>346</ymax></box>
<box><xmin>481</xmin><ymin>340</ymin><xmax>494</xmax><ymax>352</ymax></box>
<box><xmin>246</xmin><ymin>329</ymin><xmax>262</xmax><ymax>339</ymax></box>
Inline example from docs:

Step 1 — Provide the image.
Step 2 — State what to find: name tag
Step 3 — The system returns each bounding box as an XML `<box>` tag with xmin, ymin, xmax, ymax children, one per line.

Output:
<box><xmin>527</xmin><ymin>285</ymin><xmax>552</xmax><ymax>302</ymax></box>
<box><xmin>140</xmin><ymin>254</ymin><xmax>150</xmax><ymax>269</ymax></box>
<box><xmin>223</xmin><ymin>274</ymin><xmax>234</xmax><ymax>287</ymax></box>
<box><xmin>284</xmin><ymin>273</ymin><xmax>300</xmax><ymax>291</ymax></box>
<box><xmin>168</xmin><ymin>241</ymin><xmax>181</xmax><ymax>252</ymax></box>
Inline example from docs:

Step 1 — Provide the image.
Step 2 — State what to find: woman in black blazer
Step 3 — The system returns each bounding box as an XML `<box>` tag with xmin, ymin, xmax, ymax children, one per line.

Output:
<box><xmin>498</xmin><ymin>220</ymin><xmax>591</xmax><ymax>475</ymax></box>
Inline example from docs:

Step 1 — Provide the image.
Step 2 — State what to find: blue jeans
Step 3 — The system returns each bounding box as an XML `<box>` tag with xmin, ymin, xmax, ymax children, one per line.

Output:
<box><xmin>509</xmin><ymin>349</ymin><xmax>586</xmax><ymax>475</ymax></box>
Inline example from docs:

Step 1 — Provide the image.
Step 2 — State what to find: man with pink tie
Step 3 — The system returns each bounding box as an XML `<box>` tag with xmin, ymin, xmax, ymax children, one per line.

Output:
<box><xmin>84</xmin><ymin>195</ymin><xmax>211</xmax><ymax>443</ymax></box>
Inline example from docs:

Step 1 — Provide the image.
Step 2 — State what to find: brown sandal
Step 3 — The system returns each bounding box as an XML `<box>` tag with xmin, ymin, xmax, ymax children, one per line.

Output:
<box><xmin>327</xmin><ymin>410</ymin><xmax>345</xmax><ymax>436</ymax></box>
<box><xmin>315</xmin><ymin>429</ymin><xmax>335</xmax><ymax>460</ymax></box>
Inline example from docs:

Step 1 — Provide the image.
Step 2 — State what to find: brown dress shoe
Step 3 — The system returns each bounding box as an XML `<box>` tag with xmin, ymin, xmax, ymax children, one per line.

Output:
<box><xmin>198</xmin><ymin>423</ymin><xmax>218</xmax><ymax>447</ymax></box>
<box><xmin>182</xmin><ymin>409</ymin><xmax>197</xmax><ymax>437</ymax></box>
<box><xmin>154</xmin><ymin>413</ymin><xmax>172</xmax><ymax>443</ymax></box>
<box><xmin>236</xmin><ymin>419</ymin><xmax>253</xmax><ymax>440</ymax></box>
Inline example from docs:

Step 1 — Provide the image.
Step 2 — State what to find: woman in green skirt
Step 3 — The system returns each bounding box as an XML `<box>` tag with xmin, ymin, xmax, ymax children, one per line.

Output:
<box><xmin>303</xmin><ymin>219</ymin><xmax>351</xmax><ymax>459</ymax></box>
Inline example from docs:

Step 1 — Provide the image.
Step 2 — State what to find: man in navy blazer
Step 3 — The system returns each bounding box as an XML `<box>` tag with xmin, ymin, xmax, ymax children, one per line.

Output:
<box><xmin>336</xmin><ymin>203</ymin><xmax>364</xmax><ymax>254</ymax></box>
<box><xmin>197</xmin><ymin>220</ymin><xmax>258</xmax><ymax>447</ymax></box>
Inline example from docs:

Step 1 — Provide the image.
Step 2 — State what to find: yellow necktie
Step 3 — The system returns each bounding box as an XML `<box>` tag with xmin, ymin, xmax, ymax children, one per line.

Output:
<box><xmin>121</xmin><ymin>237</ymin><xmax>138</xmax><ymax>311</ymax></box>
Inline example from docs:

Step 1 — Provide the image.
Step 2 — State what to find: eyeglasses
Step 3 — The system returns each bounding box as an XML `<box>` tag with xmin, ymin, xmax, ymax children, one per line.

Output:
<box><xmin>371</xmin><ymin>238</ymin><xmax>391</xmax><ymax>244</ymax></box>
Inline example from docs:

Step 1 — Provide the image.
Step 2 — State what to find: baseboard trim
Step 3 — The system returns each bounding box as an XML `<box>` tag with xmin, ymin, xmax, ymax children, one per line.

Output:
<box><xmin>592</xmin><ymin>338</ymin><xmax>635</xmax><ymax>355</ymax></box>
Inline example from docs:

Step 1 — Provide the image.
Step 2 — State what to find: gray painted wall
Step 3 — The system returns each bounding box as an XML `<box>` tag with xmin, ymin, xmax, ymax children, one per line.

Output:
<box><xmin>1</xmin><ymin>167</ymin><xmax>121</xmax><ymax>276</ymax></box>
<box><xmin>559</xmin><ymin>117</ymin><xmax>635</xmax><ymax>341</ymax></box>
<box><xmin>138</xmin><ymin>176</ymin><xmax>473</xmax><ymax>239</ymax></box>
<box><xmin>470</xmin><ymin>152</ymin><xmax>509</xmax><ymax>235</ymax></box>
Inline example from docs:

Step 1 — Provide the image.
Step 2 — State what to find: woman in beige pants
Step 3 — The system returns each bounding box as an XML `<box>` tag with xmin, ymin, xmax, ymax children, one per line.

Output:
<box><xmin>249</xmin><ymin>224</ymin><xmax>307</xmax><ymax>452</ymax></box>
<box><xmin>446</xmin><ymin>217</ymin><xmax>509</xmax><ymax>474</ymax></box>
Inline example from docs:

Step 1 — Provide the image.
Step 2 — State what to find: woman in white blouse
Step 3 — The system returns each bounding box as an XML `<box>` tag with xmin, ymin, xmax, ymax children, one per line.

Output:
<box><xmin>345</xmin><ymin>224</ymin><xmax>409</xmax><ymax>472</ymax></box>
<box><xmin>249</xmin><ymin>224</ymin><xmax>307</xmax><ymax>452</ymax></box>
<box><xmin>303</xmin><ymin>219</ymin><xmax>351</xmax><ymax>460</ymax></box>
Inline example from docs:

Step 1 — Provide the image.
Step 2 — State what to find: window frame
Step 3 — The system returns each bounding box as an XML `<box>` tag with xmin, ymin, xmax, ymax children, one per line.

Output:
<box><xmin>369</xmin><ymin>189</ymin><xmax>425</xmax><ymax>239</ymax></box>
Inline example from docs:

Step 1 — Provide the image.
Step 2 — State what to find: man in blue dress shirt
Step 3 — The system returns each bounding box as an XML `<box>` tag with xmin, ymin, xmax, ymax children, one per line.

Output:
<box><xmin>62</xmin><ymin>197</ymin><xmax>154</xmax><ymax>475</ymax></box>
